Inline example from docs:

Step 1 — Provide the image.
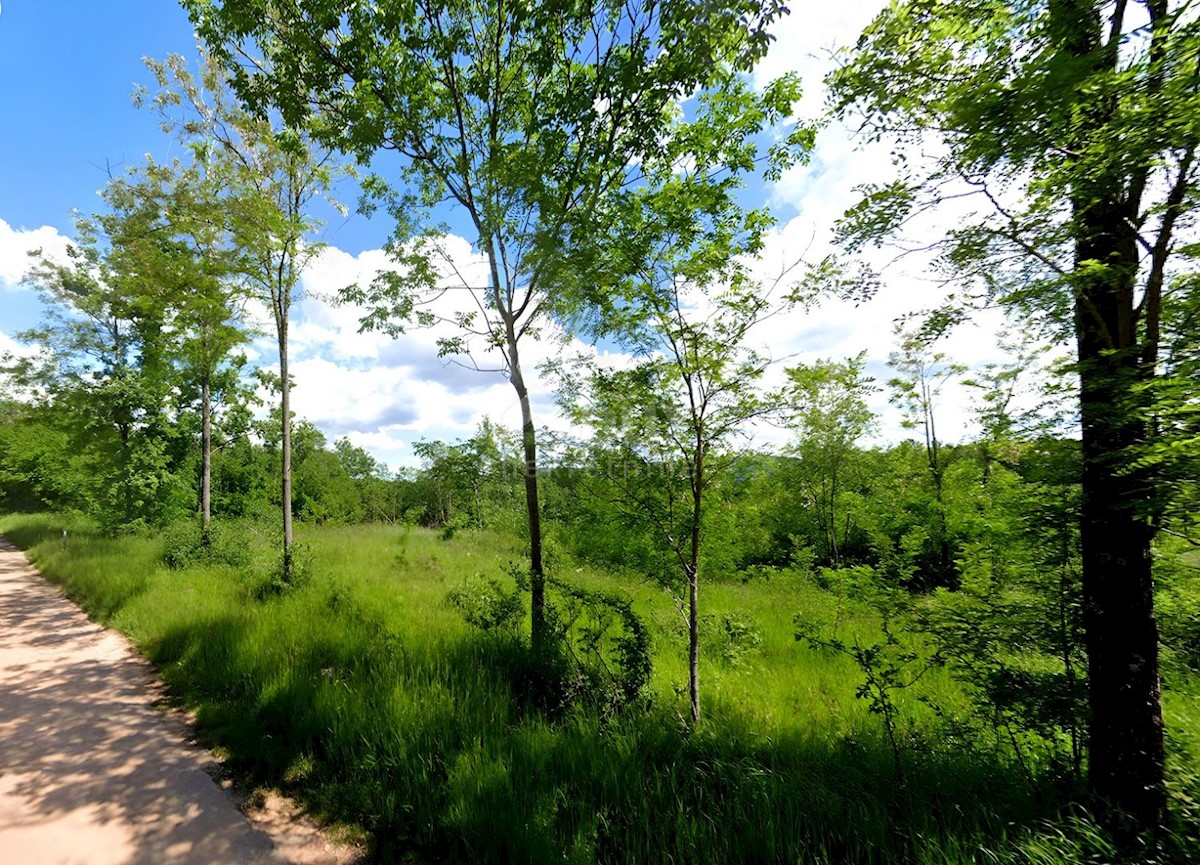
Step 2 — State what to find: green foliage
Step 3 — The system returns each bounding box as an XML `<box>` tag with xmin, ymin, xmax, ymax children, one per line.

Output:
<box><xmin>160</xmin><ymin>519</ymin><xmax>254</xmax><ymax>570</ymax></box>
<box><xmin>253</xmin><ymin>541</ymin><xmax>314</xmax><ymax>599</ymax></box>
<box><xmin>797</xmin><ymin>602</ymin><xmax>942</xmax><ymax>779</ymax></box>
<box><xmin>1156</xmin><ymin>533</ymin><xmax>1200</xmax><ymax>675</ymax></box>
<box><xmin>6</xmin><ymin>515</ymin><xmax>1200</xmax><ymax>862</ymax></box>
<box><xmin>294</xmin><ymin>448</ymin><xmax>365</xmax><ymax>525</ymax></box>
<box><xmin>703</xmin><ymin>609</ymin><xmax>763</xmax><ymax>668</ymax></box>
<box><xmin>832</xmin><ymin>0</ymin><xmax>1200</xmax><ymax>827</ymax></box>
<box><xmin>814</xmin><ymin>564</ymin><xmax>881</xmax><ymax>602</ymax></box>
<box><xmin>544</xmin><ymin>572</ymin><xmax>653</xmax><ymax>715</ymax></box>
<box><xmin>187</xmin><ymin>0</ymin><xmax>808</xmax><ymax>656</ymax></box>
<box><xmin>447</xmin><ymin>573</ymin><xmax>526</xmax><ymax>634</ymax></box>
<box><xmin>783</xmin><ymin>353</ymin><xmax>877</xmax><ymax>567</ymax></box>
<box><xmin>6</xmin><ymin>207</ymin><xmax>196</xmax><ymax>531</ymax></box>
<box><xmin>913</xmin><ymin>444</ymin><xmax>1088</xmax><ymax>785</ymax></box>
<box><xmin>412</xmin><ymin>420</ymin><xmax>524</xmax><ymax>532</ymax></box>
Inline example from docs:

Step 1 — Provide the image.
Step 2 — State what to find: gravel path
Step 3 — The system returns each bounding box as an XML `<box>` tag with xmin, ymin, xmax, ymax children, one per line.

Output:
<box><xmin>0</xmin><ymin>537</ymin><xmax>361</xmax><ymax>865</ymax></box>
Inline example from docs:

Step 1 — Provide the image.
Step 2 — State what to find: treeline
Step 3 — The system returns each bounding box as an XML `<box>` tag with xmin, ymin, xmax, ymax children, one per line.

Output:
<box><xmin>0</xmin><ymin>392</ymin><xmax>514</xmax><ymax>533</ymax></box>
<box><xmin>0</xmin><ymin>336</ymin><xmax>1085</xmax><ymax>612</ymax></box>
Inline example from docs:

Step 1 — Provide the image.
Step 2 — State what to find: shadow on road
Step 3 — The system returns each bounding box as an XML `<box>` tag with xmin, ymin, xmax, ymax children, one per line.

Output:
<box><xmin>0</xmin><ymin>536</ymin><xmax>279</xmax><ymax>865</ymax></box>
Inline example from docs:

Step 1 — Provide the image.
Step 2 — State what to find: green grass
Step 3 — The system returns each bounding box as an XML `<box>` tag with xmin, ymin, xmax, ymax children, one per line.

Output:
<box><xmin>2</xmin><ymin>513</ymin><xmax>1196</xmax><ymax>863</ymax></box>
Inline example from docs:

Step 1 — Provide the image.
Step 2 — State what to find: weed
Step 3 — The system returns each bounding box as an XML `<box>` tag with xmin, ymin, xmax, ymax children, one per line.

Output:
<box><xmin>1</xmin><ymin>515</ymin><xmax>1194</xmax><ymax>864</ymax></box>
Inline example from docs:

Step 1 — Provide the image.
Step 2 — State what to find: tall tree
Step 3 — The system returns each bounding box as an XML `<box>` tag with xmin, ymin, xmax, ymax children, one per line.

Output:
<box><xmin>557</xmin><ymin>78</ymin><xmax>805</xmax><ymax>720</ymax></box>
<box><xmin>141</xmin><ymin>54</ymin><xmax>341</xmax><ymax>580</ymax></box>
<box><xmin>564</xmin><ymin>274</ymin><xmax>791</xmax><ymax>725</ymax></box>
<box><xmin>16</xmin><ymin>210</ymin><xmax>181</xmax><ymax>530</ymax></box>
<box><xmin>887</xmin><ymin>329</ymin><xmax>966</xmax><ymax>587</ymax></box>
<box><xmin>184</xmin><ymin>0</ymin><xmax>800</xmax><ymax>650</ymax></box>
<box><xmin>784</xmin><ymin>353</ymin><xmax>876</xmax><ymax>567</ymax></box>
<box><xmin>832</xmin><ymin>0</ymin><xmax>1200</xmax><ymax>832</ymax></box>
<box><xmin>105</xmin><ymin>152</ymin><xmax>251</xmax><ymax>534</ymax></box>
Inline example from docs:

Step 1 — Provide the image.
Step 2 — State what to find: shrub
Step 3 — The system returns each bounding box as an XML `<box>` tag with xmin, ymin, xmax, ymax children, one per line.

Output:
<box><xmin>446</xmin><ymin>572</ymin><xmax>525</xmax><ymax>632</ymax></box>
<box><xmin>252</xmin><ymin>542</ymin><xmax>313</xmax><ymax>599</ymax></box>
<box><xmin>161</xmin><ymin>519</ymin><xmax>254</xmax><ymax>570</ymax></box>
<box><xmin>703</xmin><ymin>609</ymin><xmax>763</xmax><ymax>667</ymax></box>
<box><xmin>545</xmin><ymin>573</ymin><xmax>652</xmax><ymax>715</ymax></box>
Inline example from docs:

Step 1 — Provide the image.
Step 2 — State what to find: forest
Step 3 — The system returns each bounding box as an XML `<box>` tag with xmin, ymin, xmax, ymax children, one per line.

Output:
<box><xmin>2</xmin><ymin>0</ymin><xmax>1200</xmax><ymax>862</ymax></box>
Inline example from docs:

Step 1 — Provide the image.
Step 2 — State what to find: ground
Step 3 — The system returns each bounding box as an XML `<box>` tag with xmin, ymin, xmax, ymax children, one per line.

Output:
<box><xmin>0</xmin><ymin>537</ymin><xmax>363</xmax><ymax>865</ymax></box>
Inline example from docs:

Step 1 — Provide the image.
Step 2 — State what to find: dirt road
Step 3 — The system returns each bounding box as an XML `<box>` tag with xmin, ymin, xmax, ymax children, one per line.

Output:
<box><xmin>0</xmin><ymin>537</ymin><xmax>360</xmax><ymax>865</ymax></box>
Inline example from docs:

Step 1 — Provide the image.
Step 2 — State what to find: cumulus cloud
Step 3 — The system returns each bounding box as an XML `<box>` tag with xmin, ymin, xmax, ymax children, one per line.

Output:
<box><xmin>753</xmin><ymin>1</ymin><xmax>889</xmax><ymax>114</ymax></box>
<box><xmin>256</xmin><ymin>238</ymin><xmax>597</xmax><ymax>468</ymax></box>
<box><xmin>0</xmin><ymin>218</ymin><xmax>72</xmax><ymax>290</ymax></box>
<box><xmin>735</xmin><ymin>0</ymin><xmax>1053</xmax><ymax>450</ymax></box>
<box><xmin>278</xmin><ymin>160</ymin><xmax>1022</xmax><ymax>469</ymax></box>
<box><xmin>0</xmin><ymin>330</ymin><xmax>25</xmax><ymax>357</ymax></box>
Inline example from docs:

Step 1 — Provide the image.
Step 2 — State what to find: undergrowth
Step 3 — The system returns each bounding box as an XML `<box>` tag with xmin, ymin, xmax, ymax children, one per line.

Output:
<box><xmin>2</xmin><ymin>513</ymin><xmax>1198</xmax><ymax>863</ymax></box>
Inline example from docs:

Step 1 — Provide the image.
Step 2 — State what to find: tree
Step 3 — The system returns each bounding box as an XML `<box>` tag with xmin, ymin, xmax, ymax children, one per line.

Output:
<box><xmin>412</xmin><ymin>420</ymin><xmax>524</xmax><ymax>531</ymax></box>
<box><xmin>564</xmin><ymin>276</ymin><xmax>790</xmax><ymax>725</ymax></box>
<box><xmin>141</xmin><ymin>54</ymin><xmax>342</xmax><ymax>581</ymax></box>
<box><xmin>15</xmin><ymin>207</ymin><xmax>186</xmax><ymax>530</ymax></box>
<box><xmin>961</xmin><ymin>331</ymin><xmax>1065</xmax><ymax>486</ymax></box>
<box><xmin>831</xmin><ymin>0</ymin><xmax>1200</xmax><ymax>832</ymax></box>
<box><xmin>103</xmin><ymin>150</ymin><xmax>252</xmax><ymax>535</ymax></box>
<box><xmin>886</xmin><ymin>329</ymin><xmax>966</xmax><ymax>588</ymax></box>
<box><xmin>784</xmin><ymin>352</ymin><xmax>876</xmax><ymax>567</ymax></box>
<box><xmin>184</xmin><ymin>0</ymin><xmax>801</xmax><ymax>651</ymax></box>
<box><xmin>334</xmin><ymin>437</ymin><xmax>381</xmax><ymax>482</ymax></box>
<box><xmin>557</xmin><ymin>88</ymin><xmax>804</xmax><ymax>719</ymax></box>
<box><xmin>291</xmin><ymin>422</ymin><xmax>364</xmax><ymax>524</ymax></box>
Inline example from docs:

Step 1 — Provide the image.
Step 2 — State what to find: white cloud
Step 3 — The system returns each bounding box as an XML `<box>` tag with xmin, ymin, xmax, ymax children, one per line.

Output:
<box><xmin>738</xmin><ymin>1</ymin><xmax>1058</xmax><ymax>451</ymax></box>
<box><xmin>754</xmin><ymin>2</ymin><xmax>889</xmax><ymax>115</ymax></box>
<box><xmin>0</xmin><ymin>330</ymin><xmax>24</xmax><ymax>357</ymax></box>
<box><xmin>274</xmin><ymin>159</ymin><xmax>1028</xmax><ymax>471</ymax></box>
<box><xmin>0</xmin><ymin>218</ymin><xmax>72</xmax><ymax>290</ymax></box>
<box><xmin>258</xmin><ymin>239</ymin><xmax>597</xmax><ymax>469</ymax></box>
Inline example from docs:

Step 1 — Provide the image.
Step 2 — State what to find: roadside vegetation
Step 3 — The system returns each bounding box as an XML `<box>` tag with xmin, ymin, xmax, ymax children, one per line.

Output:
<box><xmin>6</xmin><ymin>511</ymin><xmax>1199</xmax><ymax>863</ymax></box>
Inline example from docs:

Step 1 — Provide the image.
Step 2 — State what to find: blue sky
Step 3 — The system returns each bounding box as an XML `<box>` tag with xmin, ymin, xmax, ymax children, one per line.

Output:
<box><xmin>0</xmin><ymin>1</ymin><xmax>393</xmax><ymax>329</ymax></box>
<box><xmin>0</xmin><ymin>1</ymin><xmax>1014</xmax><ymax>469</ymax></box>
<box><xmin>1</xmin><ymin>3</ymin><xmax>198</xmax><ymax>241</ymax></box>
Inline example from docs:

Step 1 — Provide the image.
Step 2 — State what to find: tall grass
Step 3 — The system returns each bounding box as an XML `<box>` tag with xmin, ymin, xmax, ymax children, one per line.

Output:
<box><xmin>2</xmin><ymin>513</ymin><xmax>1195</xmax><ymax>863</ymax></box>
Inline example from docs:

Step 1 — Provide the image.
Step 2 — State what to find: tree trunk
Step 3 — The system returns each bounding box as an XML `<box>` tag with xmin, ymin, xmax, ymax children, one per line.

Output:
<box><xmin>119</xmin><ymin>421</ymin><xmax>133</xmax><ymax>526</ymax></box>
<box><xmin>279</xmin><ymin>332</ymin><xmax>294</xmax><ymax>582</ymax></box>
<box><xmin>1076</xmin><ymin>296</ymin><xmax>1165</xmax><ymax>833</ymax></box>
<box><xmin>1055</xmin><ymin>0</ymin><xmax>1166</xmax><ymax>833</ymax></box>
<box><xmin>201</xmin><ymin>377</ymin><xmax>212</xmax><ymax>533</ymax></box>
<box><xmin>507</xmin><ymin>337</ymin><xmax>545</xmax><ymax>651</ymax></box>
<box><xmin>688</xmin><ymin>442</ymin><xmax>704</xmax><ymax>725</ymax></box>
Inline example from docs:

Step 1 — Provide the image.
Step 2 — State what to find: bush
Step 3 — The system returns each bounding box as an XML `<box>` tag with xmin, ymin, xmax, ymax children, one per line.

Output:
<box><xmin>703</xmin><ymin>609</ymin><xmax>763</xmax><ymax>667</ymax></box>
<box><xmin>815</xmin><ymin>563</ymin><xmax>881</xmax><ymax>600</ymax></box>
<box><xmin>161</xmin><ymin>519</ymin><xmax>254</xmax><ymax>570</ymax></box>
<box><xmin>446</xmin><ymin>572</ymin><xmax>525</xmax><ymax>632</ymax></box>
<box><xmin>252</xmin><ymin>541</ymin><xmax>313</xmax><ymax>599</ymax></box>
<box><xmin>545</xmin><ymin>573</ymin><xmax>652</xmax><ymax>715</ymax></box>
<box><xmin>1156</xmin><ymin>549</ymin><xmax>1200</xmax><ymax>674</ymax></box>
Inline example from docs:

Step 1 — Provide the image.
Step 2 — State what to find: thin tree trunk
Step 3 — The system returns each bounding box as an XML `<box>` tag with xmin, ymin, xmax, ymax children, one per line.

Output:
<box><xmin>201</xmin><ymin>377</ymin><xmax>212</xmax><ymax>533</ymax></box>
<box><xmin>829</xmin><ymin>461</ymin><xmax>841</xmax><ymax>566</ymax></box>
<box><xmin>507</xmin><ymin>335</ymin><xmax>545</xmax><ymax>650</ymax></box>
<box><xmin>688</xmin><ymin>562</ymin><xmax>699</xmax><ymax>724</ymax></box>
<box><xmin>279</xmin><ymin>330</ymin><xmax>294</xmax><ymax>582</ymax></box>
<box><xmin>119</xmin><ymin>421</ymin><xmax>133</xmax><ymax>525</ymax></box>
<box><xmin>688</xmin><ymin>441</ymin><xmax>704</xmax><ymax>725</ymax></box>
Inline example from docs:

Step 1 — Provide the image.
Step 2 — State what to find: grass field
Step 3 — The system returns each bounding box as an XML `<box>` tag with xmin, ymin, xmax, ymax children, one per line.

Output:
<box><xmin>2</xmin><ymin>513</ymin><xmax>1197</xmax><ymax>863</ymax></box>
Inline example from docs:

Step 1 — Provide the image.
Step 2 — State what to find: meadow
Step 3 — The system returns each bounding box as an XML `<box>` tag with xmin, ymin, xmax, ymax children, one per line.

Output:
<box><xmin>2</xmin><ymin>512</ymin><xmax>1198</xmax><ymax>864</ymax></box>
